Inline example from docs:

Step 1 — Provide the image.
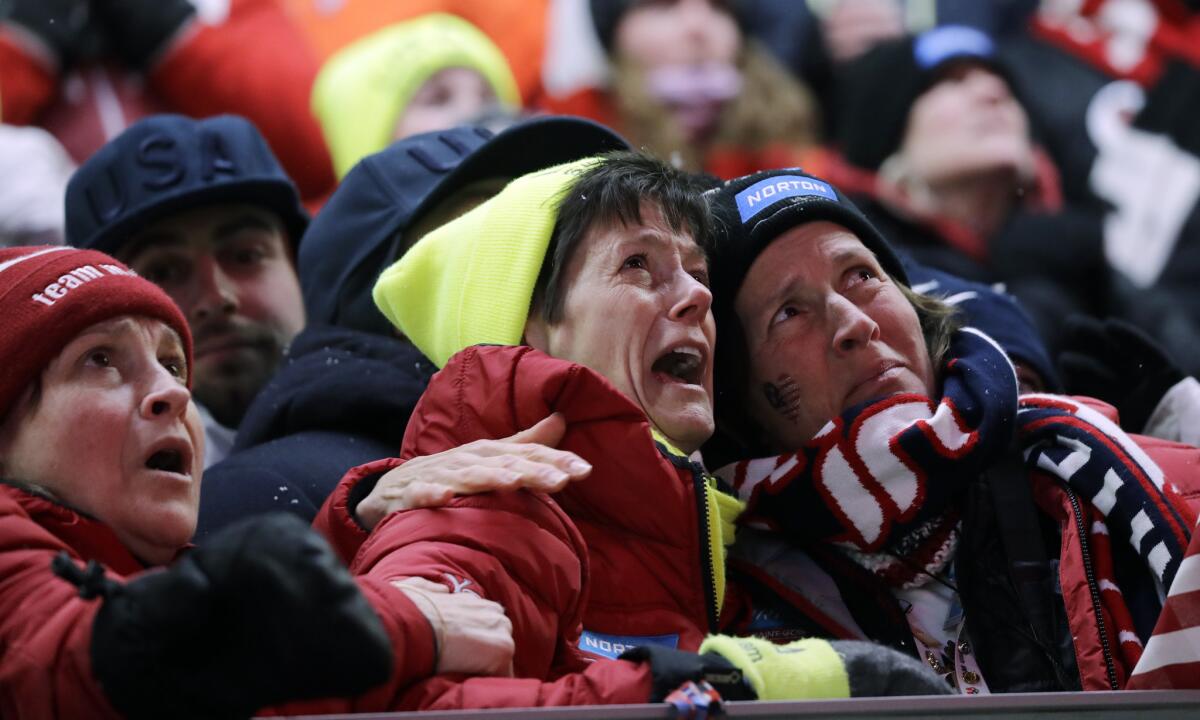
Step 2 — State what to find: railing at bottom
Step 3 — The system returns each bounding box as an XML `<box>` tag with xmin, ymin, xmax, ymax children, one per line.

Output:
<box><xmin>269</xmin><ymin>690</ymin><xmax>1200</xmax><ymax>720</ymax></box>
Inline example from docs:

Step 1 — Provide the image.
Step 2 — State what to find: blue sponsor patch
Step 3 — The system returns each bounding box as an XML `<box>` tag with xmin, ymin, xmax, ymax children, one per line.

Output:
<box><xmin>913</xmin><ymin>26</ymin><xmax>994</xmax><ymax>70</ymax></box>
<box><xmin>578</xmin><ymin>630</ymin><xmax>679</xmax><ymax>659</ymax></box>
<box><xmin>734</xmin><ymin>175</ymin><xmax>836</xmax><ymax>223</ymax></box>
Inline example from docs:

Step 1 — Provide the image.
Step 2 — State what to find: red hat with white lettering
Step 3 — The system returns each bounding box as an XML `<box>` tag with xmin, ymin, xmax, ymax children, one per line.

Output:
<box><xmin>0</xmin><ymin>246</ymin><xmax>192</xmax><ymax>423</ymax></box>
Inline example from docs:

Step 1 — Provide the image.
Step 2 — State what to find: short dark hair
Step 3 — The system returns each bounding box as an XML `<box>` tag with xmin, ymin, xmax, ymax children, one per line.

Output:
<box><xmin>532</xmin><ymin>151</ymin><xmax>712</xmax><ymax>323</ymax></box>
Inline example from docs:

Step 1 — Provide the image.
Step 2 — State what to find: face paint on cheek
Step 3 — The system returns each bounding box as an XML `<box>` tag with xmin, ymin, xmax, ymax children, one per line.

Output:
<box><xmin>762</xmin><ymin>374</ymin><xmax>802</xmax><ymax>423</ymax></box>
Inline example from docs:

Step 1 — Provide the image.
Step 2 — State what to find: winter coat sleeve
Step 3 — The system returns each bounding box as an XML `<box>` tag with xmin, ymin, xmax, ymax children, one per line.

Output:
<box><xmin>312</xmin><ymin>345</ymin><xmax>672</xmax><ymax>708</ymax></box>
<box><xmin>147</xmin><ymin>0</ymin><xmax>335</xmax><ymax>201</ymax></box>
<box><xmin>397</xmin><ymin>658</ymin><xmax>653</xmax><ymax>709</ymax></box>
<box><xmin>349</xmin><ymin>490</ymin><xmax>654</xmax><ymax>709</ymax></box>
<box><xmin>312</xmin><ymin>456</ymin><xmax>400</xmax><ymax>565</ymax></box>
<box><xmin>0</xmin><ymin>488</ymin><xmax>441</xmax><ymax>719</ymax></box>
<box><xmin>0</xmin><ymin>498</ymin><xmax>123</xmax><ymax>719</ymax></box>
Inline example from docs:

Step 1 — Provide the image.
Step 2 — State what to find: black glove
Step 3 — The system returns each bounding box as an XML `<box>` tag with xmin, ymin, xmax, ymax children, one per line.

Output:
<box><xmin>620</xmin><ymin>644</ymin><xmax>757</xmax><ymax>703</ymax></box>
<box><xmin>1057</xmin><ymin>315</ymin><xmax>1185</xmax><ymax>432</ymax></box>
<box><xmin>2</xmin><ymin>0</ymin><xmax>92</xmax><ymax>67</ymax></box>
<box><xmin>61</xmin><ymin>513</ymin><xmax>393</xmax><ymax>719</ymax></box>
<box><xmin>91</xmin><ymin>0</ymin><xmax>195</xmax><ymax>69</ymax></box>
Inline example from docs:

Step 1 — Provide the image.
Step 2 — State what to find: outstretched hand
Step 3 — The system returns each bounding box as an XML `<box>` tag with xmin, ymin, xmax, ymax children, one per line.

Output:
<box><xmin>356</xmin><ymin>413</ymin><xmax>592</xmax><ymax>529</ymax></box>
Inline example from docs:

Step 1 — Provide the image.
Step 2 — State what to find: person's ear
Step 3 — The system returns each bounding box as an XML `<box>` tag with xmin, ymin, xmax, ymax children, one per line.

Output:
<box><xmin>523</xmin><ymin>313</ymin><xmax>550</xmax><ymax>352</ymax></box>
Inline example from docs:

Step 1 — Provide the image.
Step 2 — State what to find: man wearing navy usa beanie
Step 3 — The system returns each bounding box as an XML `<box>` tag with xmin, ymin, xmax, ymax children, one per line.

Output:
<box><xmin>65</xmin><ymin>114</ymin><xmax>309</xmax><ymax>468</ymax></box>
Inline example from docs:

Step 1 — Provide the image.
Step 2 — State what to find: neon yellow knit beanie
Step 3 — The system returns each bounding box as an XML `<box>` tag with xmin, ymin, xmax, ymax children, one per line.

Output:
<box><xmin>373</xmin><ymin>157</ymin><xmax>599</xmax><ymax>368</ymax></box>
<box><xmin>312</xmin><ymin>13</ymin><xmax>521</xmax><ymax>179</ymax></box>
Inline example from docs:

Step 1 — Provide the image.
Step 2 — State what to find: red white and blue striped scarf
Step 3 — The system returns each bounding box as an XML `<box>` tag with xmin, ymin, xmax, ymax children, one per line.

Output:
<box><xmin>718</xmin><ymin>327</ymin><xmax>1194</xmax><ymax>595</ymax></box>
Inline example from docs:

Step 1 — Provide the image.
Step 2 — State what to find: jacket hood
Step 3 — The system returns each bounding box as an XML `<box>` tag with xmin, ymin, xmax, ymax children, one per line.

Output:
<box><xmin>234</xmin><ymin>324</ymin><xmax>435</xmax><ymax>451</ymax></box>
<box><xmin>298</xmin><ymin>118</ymin><xmax>629</xmax><ymax>338</ymax></box>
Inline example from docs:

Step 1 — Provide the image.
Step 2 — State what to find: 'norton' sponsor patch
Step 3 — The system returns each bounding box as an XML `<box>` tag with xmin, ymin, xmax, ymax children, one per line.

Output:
<box><xmin>735</xmin><ymin>176</ymin><xmax>836</xmax><ymax>223</ymax></box>
<box><xmin>578</xmin><ymin>630</ymin><xmax>679</xmax><ymax>659</ymax></box>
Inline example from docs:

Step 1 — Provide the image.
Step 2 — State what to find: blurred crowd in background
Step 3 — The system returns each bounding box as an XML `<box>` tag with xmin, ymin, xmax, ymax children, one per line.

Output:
<box><xmin>6</xmin><ymin>0</ymin><xmax>1200</xmax><ymax>376</ymax></box>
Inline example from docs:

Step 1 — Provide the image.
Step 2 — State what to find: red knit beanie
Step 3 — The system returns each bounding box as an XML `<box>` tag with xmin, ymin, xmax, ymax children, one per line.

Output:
<box><xmin>0</xmin><ymin>246</ymin><xmax>192</xmax><ymax>422</ymax></box>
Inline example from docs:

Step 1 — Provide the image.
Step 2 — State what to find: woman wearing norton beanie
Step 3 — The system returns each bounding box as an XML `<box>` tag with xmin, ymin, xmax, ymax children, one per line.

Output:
<box><xmin>314</xmin><ymin>152</ymin><xmax>949</xmax><ymax>711</ymax></box>
<box><xmin>0</xmin><ymin>246</ymin><xmax>513</xmax><ymax>718</ymax></box>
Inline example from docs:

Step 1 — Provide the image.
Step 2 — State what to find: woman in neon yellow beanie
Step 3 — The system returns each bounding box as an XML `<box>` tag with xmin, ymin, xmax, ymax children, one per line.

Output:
<box><xmin>312</xmin><ymin>150</ymin><xmax>949</xmax><ymax>710</ymax></box>
<box><xmin>312</xmin><ymin>13</ymin><xmax>521</xmax><ymax>179</ymax></box>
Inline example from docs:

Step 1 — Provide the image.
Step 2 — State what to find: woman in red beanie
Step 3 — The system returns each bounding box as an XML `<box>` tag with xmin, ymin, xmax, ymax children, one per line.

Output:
<box><xmin>0</xmin><ymin>246</ymin><xmax>514</xmax><ymax>719</ymax></box>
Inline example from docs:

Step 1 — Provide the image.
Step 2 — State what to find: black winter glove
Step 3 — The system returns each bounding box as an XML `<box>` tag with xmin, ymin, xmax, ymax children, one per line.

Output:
<box><xmin>60</xmin><ymin>513</ymin><xmax>393</xmax><ymax>719</ymax></box>
<box><xmin>620</xmin><ymin>644</ymin><xmax>757</xmax><ymax>703</ymax></box>
<box><xmin>1</xmin><ymin>0</ymin><xmax>92</xmax><ymax>67</ymax></box>
<box><xmin>91</xmin><ymin>0</ymin><xmax>195</xmax><ymax>69</ymax></box>
<box><xmin>1057</xmin><ymin>315</ymin><xmax>1185</xmax><ymax>432</ymax></box>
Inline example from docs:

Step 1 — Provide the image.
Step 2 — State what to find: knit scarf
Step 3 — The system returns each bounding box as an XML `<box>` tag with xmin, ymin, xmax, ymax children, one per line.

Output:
<box><xmin>716</xmin><ymin>328</ymin><xmax>1194</xmax><ymax>594</ymax></box>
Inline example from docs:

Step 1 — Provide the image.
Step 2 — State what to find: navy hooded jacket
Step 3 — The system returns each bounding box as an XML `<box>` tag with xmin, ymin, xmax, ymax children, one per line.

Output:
<box><xmin>195</xmin><ymin>121</ymin><xmax>628</xmax><ymax>540</ymax></box>
<box><xmin>195</xmin><ymin>324</ymin><xmax>434</xmax><ymax>540</ymax></box>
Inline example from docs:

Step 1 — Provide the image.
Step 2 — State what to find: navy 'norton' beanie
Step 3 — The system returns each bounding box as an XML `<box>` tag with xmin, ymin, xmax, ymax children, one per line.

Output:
<box><xmin>706</xmin><ymin>167</ymin><xmax>908</xmax><ymax>309</ymax></box>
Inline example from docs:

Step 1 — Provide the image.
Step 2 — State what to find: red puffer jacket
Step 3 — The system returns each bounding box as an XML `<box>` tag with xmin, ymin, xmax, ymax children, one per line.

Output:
<box><xmin>0</xmin><ymin>483</ymin><xmax>438</xmax><ymax>719</ymax></box>
<box><xmin>315</xmin><ymin>344</ymin><xmax>735</xmax><ymax>709</ymax></box>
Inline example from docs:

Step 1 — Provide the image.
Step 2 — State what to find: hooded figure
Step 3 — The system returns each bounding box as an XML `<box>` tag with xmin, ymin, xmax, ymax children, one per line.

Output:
<box><xmin>196</xmin><ymin>116</ymin><xmax>629</xmax><ymax>539</ymax></box>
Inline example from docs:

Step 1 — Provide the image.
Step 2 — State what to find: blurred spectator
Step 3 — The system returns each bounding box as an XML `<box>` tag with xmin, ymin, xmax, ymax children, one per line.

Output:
<box><xmin>818</xmin><ymin>25</ymin><xmax>1104</xmax><ymax>359</ymax></box>
<box><xmin>998</xmin><ymin>0</ymin><xmax>1200</xmax><ymax>375</ymax></box>
<box><xmin>0</xmin><ymin>0</ymin><xmax>336</xmax><ymax>203</ymax></box>
<box><xmin>736</xmin><ymin>0</ymin><xmax>1038</xmax><ymax>133</ymax></box>
<box><xmin>543</xmin><ymin>0</ymin><xmax>819</xmax><ymax>177</ymax></box>
<box><xmin>283</xmin><ymin>0</ymin><xmax>551</xmax><ymax>105</ymax></box>
<box><xmin>311</xmin><ymin>13</ymin><xmax>520</xmax><ymax>179</ymax></box>
<box><xmin>195</xmin><ymin>116</ymin><xmax>628</xmax><ymax>538</ymax></box>
<box><xmin>815</xmin><ymin>0</ymin><xmax>907</xmax><ymax>64</ymax></box>
<box><xmin>0</xmin><ymin>124</ymin><xmax>74</xmax><ymax>246</ymax></box>
<box><xmin>64</xmin><ymin>114</ymin><xmax>308</xmax><ymax>467</ymax></box>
